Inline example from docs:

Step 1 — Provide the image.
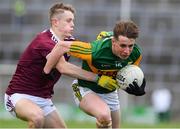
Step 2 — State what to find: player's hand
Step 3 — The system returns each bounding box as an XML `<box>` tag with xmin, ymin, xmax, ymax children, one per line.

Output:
<box><xmin>64</xmin><ymin>36</ymin><xmax>75</xmax><ymax>41</ymax></box>
<box><xmin>42</xmin><ymin>69</ymin><xmax>57</xmax><ymax>80</ymax></box>
<box><xmin>97</xmin><ymin>75</ymin><xmax>119</xmax><ymax>91</ymax></box>
<box><xmin>125</xmin><ymin>78</ymin><xmax>146</xmax><ymax>96</ymax></box>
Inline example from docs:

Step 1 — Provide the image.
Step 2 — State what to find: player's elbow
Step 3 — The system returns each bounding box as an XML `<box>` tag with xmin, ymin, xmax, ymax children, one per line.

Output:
<box><xmin>56</xmin><ymin>64</ymin><xmax>65</xmax><ymax>73</ymax></box>
<box><xmin>57</xmin><ymin>41</ymin><xmax>70</xmax><ymax>52</ymax></box>
<box><xmin>56</xmin><ymin>61</ymin><xmax>69</xmax><ymax>74</ymax></box>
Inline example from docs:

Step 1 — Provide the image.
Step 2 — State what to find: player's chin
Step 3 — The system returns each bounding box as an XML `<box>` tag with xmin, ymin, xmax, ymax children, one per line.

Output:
<box><xmin>69</xmin><ymin>30</ymin><xmax>74</xmax><ymax>34</ymax></box>
<box><xmin>120</xmin><ymin>55</ymin><xmax>129</xmax><ymax>59</ymax></box>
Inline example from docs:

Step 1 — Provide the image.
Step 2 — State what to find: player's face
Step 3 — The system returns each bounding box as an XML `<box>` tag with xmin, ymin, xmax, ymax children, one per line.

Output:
<box><xmin>112</xmin><ymin>35</ymin><xmax>135</xmax><ymax>59</ymax></box>
<box><xmin>54</xmin><ymin>10</ymin><xmax>74</xmax><ymax>38</ymax></box>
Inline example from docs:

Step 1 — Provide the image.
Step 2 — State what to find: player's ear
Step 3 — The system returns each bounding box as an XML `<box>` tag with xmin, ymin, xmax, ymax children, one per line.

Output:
<box><xmin>111</xmin><ymin>37</ymin><xmax>116</xmax><ymax>46</ymax></box>
<box><xmin>51</xmin><ymin>18</ymin><xmax>59</xmax><ymax>27</ymax></box>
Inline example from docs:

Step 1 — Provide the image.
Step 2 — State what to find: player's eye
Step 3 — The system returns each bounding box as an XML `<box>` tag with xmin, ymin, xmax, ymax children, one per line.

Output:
<box><xmin>66</xmin><ymin>18</ymin><xmax>73</xmax><ymax>23</ymax></box>
<box><xmin>128</xmin><ymin>44</ymin><xmax>134</xmax><ymax>48</ymax></box>
<box><xmin>119</xmin><ymin>44</ymin><xmax>134</xmax><ymax>49</ymax></box>
<box><xmin>119</xmin><ymin>44</ymin><xmax>127</xmax><ymax>48</ymax></box>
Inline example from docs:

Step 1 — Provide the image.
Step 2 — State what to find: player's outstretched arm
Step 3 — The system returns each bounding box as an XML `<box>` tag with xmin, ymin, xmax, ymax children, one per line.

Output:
<box><xmin>56</xmin><ymin>57</ymin><xmax>118</xmax><ymax>91</ymax></box>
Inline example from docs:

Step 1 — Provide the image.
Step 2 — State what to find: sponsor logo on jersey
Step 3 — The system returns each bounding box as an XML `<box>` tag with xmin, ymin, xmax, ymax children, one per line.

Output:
<box><xmin>101</xmin><ymin>64</ymin><xmax>111</xmax><ymax>68</ymax></box>
<box><xmin>98</xmin><ymin>70</ymin><xmax>117</xmax><ymax>78</ymax></box>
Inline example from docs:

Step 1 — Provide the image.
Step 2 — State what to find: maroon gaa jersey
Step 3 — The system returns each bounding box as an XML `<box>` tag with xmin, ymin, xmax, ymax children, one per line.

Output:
<box><xmin>6</xmin><ymin>29</ymin><xmax>70</xmax><ymax>98</ymax></box>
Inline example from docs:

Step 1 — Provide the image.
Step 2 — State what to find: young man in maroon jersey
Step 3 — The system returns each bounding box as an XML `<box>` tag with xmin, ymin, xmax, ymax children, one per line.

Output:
<box><xmin>4</xmin><ymin>3</ymin><xmax>118</xmax><ymax>128</ymax></box>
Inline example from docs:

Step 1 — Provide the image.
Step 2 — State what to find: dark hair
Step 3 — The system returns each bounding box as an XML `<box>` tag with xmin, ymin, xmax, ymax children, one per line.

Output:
<box><xmin>113</xmin><ymin>21</ymin><xmax>139</xmax><ymax>39</ymax></box>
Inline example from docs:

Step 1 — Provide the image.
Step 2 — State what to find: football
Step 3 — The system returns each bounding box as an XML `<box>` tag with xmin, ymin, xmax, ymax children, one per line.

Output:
<box><xmin>116</xmin><ymin>65</ymin><xmax>144</xmax><ymax>90</ymax></box>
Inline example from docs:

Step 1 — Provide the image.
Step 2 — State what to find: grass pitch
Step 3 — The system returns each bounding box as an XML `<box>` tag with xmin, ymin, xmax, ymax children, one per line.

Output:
<box><xmin>0</xmin><ymin>118</ymin><xmax>180</xmax><ymax>128</ymax></box>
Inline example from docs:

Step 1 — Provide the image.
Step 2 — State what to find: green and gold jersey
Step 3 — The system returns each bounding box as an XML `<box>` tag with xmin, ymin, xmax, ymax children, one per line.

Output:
<box><xmin>68</xmin><ymin>37</ymin><xmax>142</xmax><ymax>94</ymax></box>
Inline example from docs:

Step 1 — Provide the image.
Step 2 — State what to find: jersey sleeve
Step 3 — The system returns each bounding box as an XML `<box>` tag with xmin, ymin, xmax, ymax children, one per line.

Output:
<box><xmin>68</xmin><ymin>41</ymin><xmax>92</xmax><ymax>62</ymax></box>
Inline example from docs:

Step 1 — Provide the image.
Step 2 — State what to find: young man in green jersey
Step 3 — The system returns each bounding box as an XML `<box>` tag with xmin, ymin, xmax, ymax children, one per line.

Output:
<box><xmin>43</xmin><ymin>20</ymin><xmax>146</xmax><ymax>128</ymax></box>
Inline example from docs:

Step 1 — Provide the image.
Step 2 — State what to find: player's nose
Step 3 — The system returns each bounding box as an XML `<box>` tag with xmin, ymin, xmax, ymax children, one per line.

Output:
<box><xmin>123</xmin><ymin>47</ymin><xmax>131</xmax><ymax>55</ymax></box>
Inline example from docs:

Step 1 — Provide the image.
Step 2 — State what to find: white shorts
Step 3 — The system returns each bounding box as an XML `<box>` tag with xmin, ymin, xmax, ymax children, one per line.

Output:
<box><xmin>72</xmin><ymin>80</ymin><xmax>120</xmax><ymax>111</ymax></box>
<box><xmin>4</xmin><ymin>93</ymin><xmax>56</xmax><ymax>117</ymax></box>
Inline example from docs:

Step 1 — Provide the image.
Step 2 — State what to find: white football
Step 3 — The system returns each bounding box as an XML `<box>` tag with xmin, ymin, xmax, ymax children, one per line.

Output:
<box><xmin>116</xmin><ymin>65</ymin><xmax>144</xmax><ymax>90</ymax></box>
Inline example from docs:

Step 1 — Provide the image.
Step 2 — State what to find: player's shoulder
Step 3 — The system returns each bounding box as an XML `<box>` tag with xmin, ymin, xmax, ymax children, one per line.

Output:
<box><xmin>129</xmin><ymin>43</ymin><xmax>142</xmax><ymax>60</ymax></box>
<box><xmin>91</xmin><ymin>37</ymin><xmax>111</xmax><ymax>50</ymax></box>
<box><xmin>133</xmin><ymin>44</ymin><xmax>142</xmax><ymax>53</ymax></box>
<box><xmin>32</xmin><ymin>30</ymin><xmax>54</xmax><ymax>47</ymax></box>
<box><xmin>96</xmin><ymin>31</ymin><xmax>113</xmax><ymax>40</ymax></box>
<box><xmin>36</xmin><ymin>29</ymin><xmax>52</xmax><ymax>41</ymax></box>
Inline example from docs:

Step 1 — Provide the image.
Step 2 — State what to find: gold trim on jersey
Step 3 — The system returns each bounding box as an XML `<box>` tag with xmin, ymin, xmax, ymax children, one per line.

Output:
<box><xmin>133</xmin><ymin>55</ymin><xmax>142</xmax><ymax>66</ymax></box>
<box><xmin>68</xmin><ymin>41</ymin><xmax>92</xmax><ymax>61</ymax></box>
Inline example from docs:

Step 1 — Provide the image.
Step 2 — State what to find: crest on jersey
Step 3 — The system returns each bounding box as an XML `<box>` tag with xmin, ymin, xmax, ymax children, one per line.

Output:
<box><xmin>115</xmin><ymin>61</ymin><xmax>122</xmax><ymax>67</ymax></box>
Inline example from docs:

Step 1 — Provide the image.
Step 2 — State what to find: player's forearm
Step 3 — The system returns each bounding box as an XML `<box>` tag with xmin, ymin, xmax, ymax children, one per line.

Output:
<box><xmin>68</xmin><ymin>66</ymin><xmax>98</xmax><ymax>82</ymax></box>
<box><xmin>57</xmin><ymin>60</ymin><xmax>98</xmax><ymax>82</ymax></box>
<box><xmin>43</xmin><ymin>42</ymin><xmax>70</xmax><ymax>74</ymax></box>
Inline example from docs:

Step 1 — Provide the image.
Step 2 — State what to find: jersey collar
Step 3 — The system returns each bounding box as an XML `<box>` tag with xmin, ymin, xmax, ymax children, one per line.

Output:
<box><xmin>50</xmin><ymin>28</ymin><xmax>60</xmax><ymax>44</ymax></box>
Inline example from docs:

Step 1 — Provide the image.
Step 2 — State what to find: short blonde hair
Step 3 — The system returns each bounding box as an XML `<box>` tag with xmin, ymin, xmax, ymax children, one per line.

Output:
<box><xmin>49</xmin><ymin>3</ymin><xmax>75</xmax><ymax>24</ymax></box>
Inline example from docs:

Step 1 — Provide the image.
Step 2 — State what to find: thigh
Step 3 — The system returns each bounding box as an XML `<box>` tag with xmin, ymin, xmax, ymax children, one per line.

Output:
<box><xmin>97</xmin><ymin>90</ymin><xmax>120</xmax><ymax>111</ymax></box>
<box><xmin>111</xmin><ymin>110</ymin><xmax>120</xmax><ymax>128</ymax></box>
<box><xmin>80</xmin><ymin>92</ymin><xmax>110</xmax><ymax>118</ymax></box>
<box><xmin>15</xmin><ymin>98</ymin><xmax>44</xmax><ymax>121</ymax></box>
<box><xmin>43</xmin><ymin>110</ymin><xmax>67</xmax><ymax>128</ymax></box>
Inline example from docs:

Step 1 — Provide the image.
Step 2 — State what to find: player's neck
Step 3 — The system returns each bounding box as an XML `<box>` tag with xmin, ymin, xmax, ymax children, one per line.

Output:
<box><xmin>50</xmin><ymin>27</ymin><xmax>65</xmax><ymax>41</ymax></box>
